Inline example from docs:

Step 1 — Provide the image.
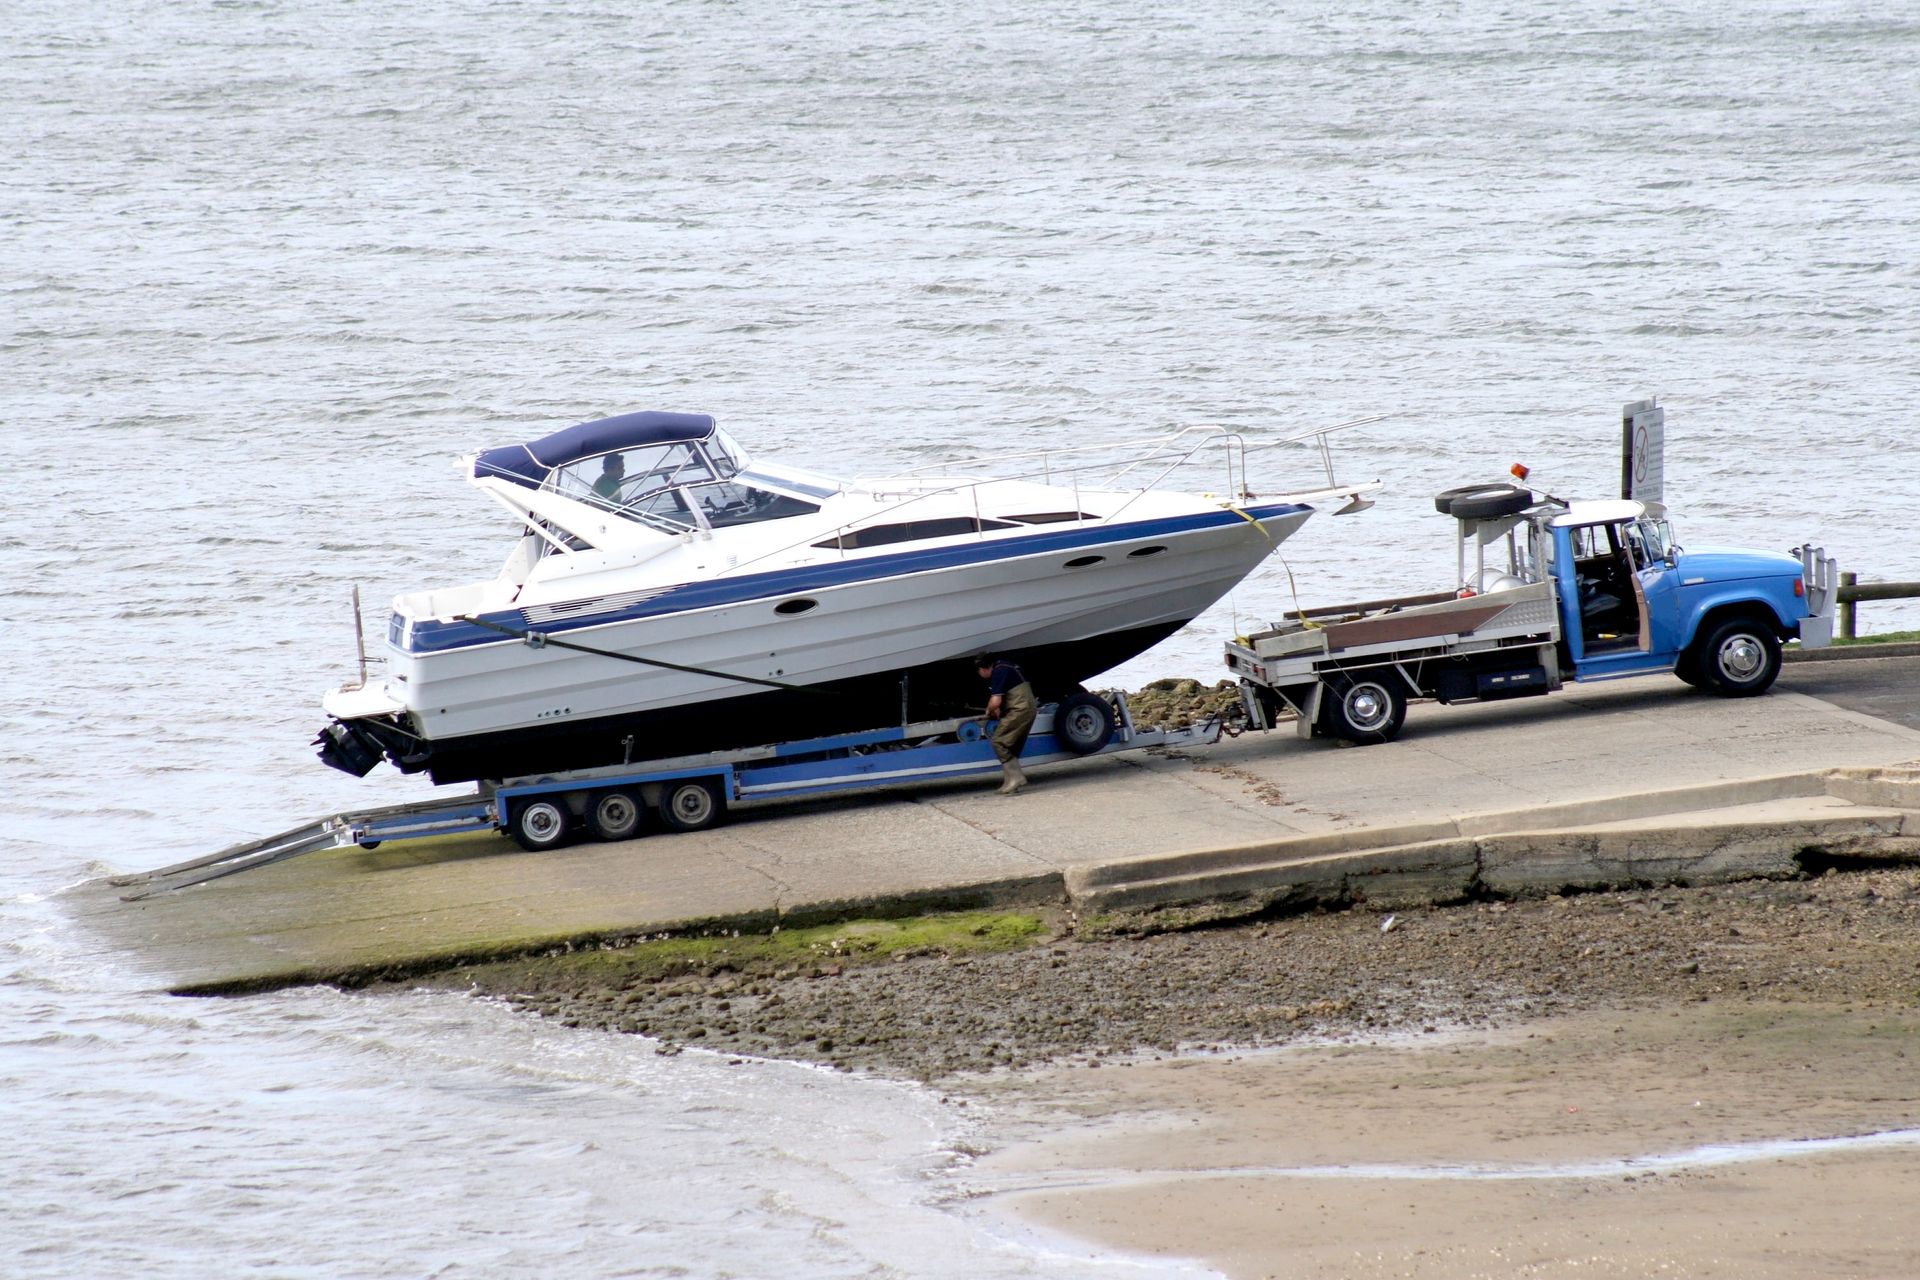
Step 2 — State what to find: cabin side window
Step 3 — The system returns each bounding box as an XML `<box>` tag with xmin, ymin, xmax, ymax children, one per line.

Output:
<box><xmin>813</xmin><ymin>517</ymin><xmax>1018</xmax><ymax>551</ymax></box>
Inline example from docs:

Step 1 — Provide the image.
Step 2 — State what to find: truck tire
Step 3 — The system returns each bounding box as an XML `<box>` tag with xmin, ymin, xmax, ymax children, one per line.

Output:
<box><xmin>585</xmin><ymin>788</ymin><xmax>643</xmax><ymax>841</ymax></box>
<box><xmin>1318</xmin><ymin>673</ymin><xmax>1408</xmax><ymax>743</ymax></box>
<box><xmin>1694</xmin><ymin>618</ymin><xmax>1782</xmax><ymax>697</ymax></box>
<box><xmin>658</xmin><ymin>778</ymin><xmax>725</xmax><ymax>833</ymax></box>
<box><xmin>1055</xmin><ymin>692</ymin><xmax>1116</xmax><ymax>754</ymax></box>
<box><xmin>508</xmin><ymin>798</ymin><xmax>572</xmax><ymax>851</ymax></box>
<box><xmin>1446</xmin><ymin>484</ymin><xmax>1533</xmax><ymax>522</ymax></box>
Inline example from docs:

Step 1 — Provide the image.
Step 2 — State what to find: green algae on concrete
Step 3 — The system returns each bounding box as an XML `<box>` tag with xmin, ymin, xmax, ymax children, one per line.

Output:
<box><xmin>439</xmin><ymin>910</ymin><xmax>1054</xmax><ymax>994</ymax></box>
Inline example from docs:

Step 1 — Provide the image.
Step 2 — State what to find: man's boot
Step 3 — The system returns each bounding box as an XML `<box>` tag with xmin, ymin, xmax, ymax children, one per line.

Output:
<box><xmin>998</xmin><ymin>759</ymin><xmax>1027</xmax><ymax>794</ymax></box>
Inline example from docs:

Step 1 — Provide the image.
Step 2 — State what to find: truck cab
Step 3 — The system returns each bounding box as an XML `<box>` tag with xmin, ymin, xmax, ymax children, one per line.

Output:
<box><xmin>1545</xmin><ymin>499</ymin><xmax>1827</xmax><ymax>694</ymax></box>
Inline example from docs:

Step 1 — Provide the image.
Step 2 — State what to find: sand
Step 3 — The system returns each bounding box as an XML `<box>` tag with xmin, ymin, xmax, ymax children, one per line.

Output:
<box><xmin>966</xmin><ymin>1002</ymin><xmax>1920</xmax><ymax>1278</ymax></box>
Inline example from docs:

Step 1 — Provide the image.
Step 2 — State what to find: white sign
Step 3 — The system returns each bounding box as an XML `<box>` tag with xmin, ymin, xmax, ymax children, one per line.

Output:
<box><xmin>1621</xmin><ymin>398</ymin><xmax>1665</xmax><ymax>504</ymax></box>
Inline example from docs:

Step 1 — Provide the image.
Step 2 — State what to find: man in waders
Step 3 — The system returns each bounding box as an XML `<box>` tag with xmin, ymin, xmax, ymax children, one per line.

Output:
<box><xmin>974</xmin><ymin>654</ymin><xmax>1036</xmax><ymax>794</ymax></box>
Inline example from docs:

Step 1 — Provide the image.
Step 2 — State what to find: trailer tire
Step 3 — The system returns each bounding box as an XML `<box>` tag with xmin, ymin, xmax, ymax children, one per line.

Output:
<box><xmin>659</xmin><ymin>778</ymin><xmax>725</xmax><ymax>833</ymax></box>
<box><xmin>1694</xmin><ymin>618</ymin><xmax>1782</xmax><ymax>697</ymax></box>
<box><xmin>1055</xmin><ymin>692</ymin><xmax>1116</xmax><ymax>755</ymax></box>
<box><xmin>586</xmin><ymin>789</ymin><xmax>643</xmax><ymax>842</ymax></box>
<box><xmin>1319</xmin><ymin>673</ymin><xmax>1408</xmax><ymax>743</ymax></box>
<box><xmin>508</xmin><ymin>798</ymin><xmax>572</xmax><ymax>851</ymax></box>
<box><xmin>1445</xmin><ymin>484</ymin><xmax>1533</xmax><ymax>522</ymax></box>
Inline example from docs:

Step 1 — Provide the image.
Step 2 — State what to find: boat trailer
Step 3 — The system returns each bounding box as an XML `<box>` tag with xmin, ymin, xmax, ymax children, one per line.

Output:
<box><xmin>112</xmin><ymin>692</ymin><xmax>1217</xmax><ymax>900</ymax></box>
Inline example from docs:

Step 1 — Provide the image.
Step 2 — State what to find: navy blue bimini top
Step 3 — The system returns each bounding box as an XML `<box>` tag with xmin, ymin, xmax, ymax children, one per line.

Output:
<box><xmin>473</xmin><ymin>411</ymin><xmax>717</xmax><ymax>488</ymax></box>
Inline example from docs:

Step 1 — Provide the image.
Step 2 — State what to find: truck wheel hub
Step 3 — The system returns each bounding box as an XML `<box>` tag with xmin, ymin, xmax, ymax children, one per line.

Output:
<box><xmin>1718</xmin><ymin>636</ymin><xmax>1762</xmax><ymax>679</ymax></box>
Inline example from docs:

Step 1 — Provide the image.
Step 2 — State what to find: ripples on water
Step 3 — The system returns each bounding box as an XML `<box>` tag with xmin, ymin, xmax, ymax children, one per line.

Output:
<box><xmin>4</xmin><ymin>1</ymin><xmax>1917</xmax><ymax>1274</ymax></box>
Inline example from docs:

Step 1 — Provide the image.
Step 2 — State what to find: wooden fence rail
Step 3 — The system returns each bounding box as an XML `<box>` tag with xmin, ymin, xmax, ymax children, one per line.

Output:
<box><xmin>1838</xmin><ymin>574</ymin><xmax>1920</xmax><ymax>639</ymax></box>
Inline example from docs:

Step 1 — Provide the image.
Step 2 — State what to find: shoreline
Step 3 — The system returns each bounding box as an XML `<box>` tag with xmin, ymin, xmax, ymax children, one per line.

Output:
<box><xmin>406</xmin><ymin>862</ymin><xmax>1920</xmax><ymax>1275</ymax></box>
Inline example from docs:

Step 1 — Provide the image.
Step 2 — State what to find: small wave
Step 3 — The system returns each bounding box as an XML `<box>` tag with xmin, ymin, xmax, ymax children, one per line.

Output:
<box><xmin>1626</xmin><ymin>322</ymin><xmax>1717</xmax><ymax>336</ymax></box>
<box><xmin>966</xmin><ymin>1128</ymin><xmax>1920</xmax><ymax>1196</ymax></box>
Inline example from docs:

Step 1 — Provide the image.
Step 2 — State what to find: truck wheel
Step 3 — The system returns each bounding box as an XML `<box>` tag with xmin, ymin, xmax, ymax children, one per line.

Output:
<box><xmin>1696</xmin><ymin>619</ymin><xmax>1781</xmax><ymax>697</ymax></box>
<box><xmin>1055</xmin><ymin>692</ymin><xmax>1116</xmax><ymax>754</ymax></box>
<box><xmin>1434</xmin><ymin>483</ymin><xmax>1530</xmax><ymax>519</ymax></box>
<box><xmin>508</xmin><ymin>798</ymin><xmax>571</xmax><ymax>851</ymax></box>
<box><xmin>585</xmin><ymin>788</ymin><xmax>643</xmax><ymax>842</ymax></box>
<box><xmin>1319</xmin><ymin>673</ymin><xmax>1408</xmax><ymax>743</ymax></box>
<box><xmin>658</xmin><ymin>779</ymin><xmax>725</xmax><ymax>833</ymax></box>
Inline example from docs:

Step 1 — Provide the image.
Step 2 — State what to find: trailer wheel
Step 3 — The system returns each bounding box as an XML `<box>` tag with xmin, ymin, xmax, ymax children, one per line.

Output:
<box><xmin>1695</xmin><ymin>619</ymin><xmax>1781</xmax><ymax>697</ymax></box>
<box><xmin>1055</xmin><ymin>692</ymin><xmax>1117</xmax><ymax>754</ymax></box>
<box><xmin>1319</xmin><ymin>673</ymin><xmax>1408</xmax><ymax>743</ymax></box>
<box><xmin>586</xmin><ymin>788</ymin><xmax>643</xmax><ymax>842</ymax></box>
<box><xmin>507</xmin><ymin>798</ymin><xmax>572</xmax><ymax>851</ymax></box>
<box><xmin>658</xmin><ymin>779</ymin><xmax>725</xmax><ymax>833</ymax></box>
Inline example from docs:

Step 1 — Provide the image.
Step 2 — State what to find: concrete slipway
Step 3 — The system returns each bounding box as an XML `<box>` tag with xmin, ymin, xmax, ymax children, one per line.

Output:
<box><xmin>64</xmin><ymin>651</ymin><xmax>1920</xmax><ymax>995</ymax></box>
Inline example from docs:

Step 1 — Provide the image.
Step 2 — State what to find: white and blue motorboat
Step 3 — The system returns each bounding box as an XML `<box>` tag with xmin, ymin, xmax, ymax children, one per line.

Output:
<box><xmin>317</xmin><ymin>411</ymin><xmax>1377</xmax><ymax>784</ymax></box>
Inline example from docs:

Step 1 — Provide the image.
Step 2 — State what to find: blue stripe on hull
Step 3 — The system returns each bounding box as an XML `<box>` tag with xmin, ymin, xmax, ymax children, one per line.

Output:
<box><xmin>406</xmin><ymin>501</ymin><xmax>1308</xmax><ymax>654</ymax></box>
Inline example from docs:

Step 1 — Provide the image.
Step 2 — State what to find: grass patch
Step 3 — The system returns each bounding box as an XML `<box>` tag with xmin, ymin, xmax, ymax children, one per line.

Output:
<box><xmin>1835</xmin><ymin>629</ymin><xmax>1920</xmax><ymax>647</ymax></box>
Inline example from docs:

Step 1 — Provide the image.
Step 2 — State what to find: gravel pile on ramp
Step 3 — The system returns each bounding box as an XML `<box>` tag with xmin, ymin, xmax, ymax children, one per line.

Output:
<box><xmin>1120</xmin><ymin>677</ymin><xmax>1245</xmax><ymax>730</ymax></box>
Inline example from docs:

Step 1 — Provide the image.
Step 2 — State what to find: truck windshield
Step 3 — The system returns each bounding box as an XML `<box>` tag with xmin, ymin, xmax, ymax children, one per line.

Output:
<box><xmin>1623</xmin><ymin>518</ymin><xmax>1671</xmax><ymax>569</ymax></box>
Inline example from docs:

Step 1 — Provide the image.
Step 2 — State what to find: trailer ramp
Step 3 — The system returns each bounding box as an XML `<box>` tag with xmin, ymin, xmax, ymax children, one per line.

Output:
<box><xmin>109</xmin><ymin>792</ymin><xmax>495</xmax><ymax>901</ymax></box>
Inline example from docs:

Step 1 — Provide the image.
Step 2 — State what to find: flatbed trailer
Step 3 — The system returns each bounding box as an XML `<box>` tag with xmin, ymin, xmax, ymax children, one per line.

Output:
<box><xmin>115</xmin><ymin>692</ymin><xmax>1214</xmax><ymax>899</ymax></box>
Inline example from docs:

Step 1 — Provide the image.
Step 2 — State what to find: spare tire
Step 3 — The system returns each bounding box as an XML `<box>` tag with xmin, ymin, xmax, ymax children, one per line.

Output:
<box><xmin>1434</xmin><ymin>483</ymin><xmax>1502</xmax><ymax>515</ymax></box>
<box><xmin>1447</xmin><ymin>484</ymin><xmax>1533</xmax><ymax>521</ymax></box>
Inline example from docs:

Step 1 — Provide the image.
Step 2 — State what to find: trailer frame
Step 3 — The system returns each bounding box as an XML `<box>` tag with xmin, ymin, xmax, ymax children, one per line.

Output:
<box><xmin>115</xmin><ymin>692</ymin><xmax>1215</xmax><ymax>899</ymax></box>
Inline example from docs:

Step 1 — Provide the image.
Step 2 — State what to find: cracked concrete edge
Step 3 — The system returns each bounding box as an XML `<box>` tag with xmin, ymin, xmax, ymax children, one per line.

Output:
<box><xmin>1067</xmin><ymin>813</ymin><xmax>1920</xmax><ymax>922</ymax></box>
<box><xmin>1066</xmin><ymin>770</ymin><xmax>1856</xmax><ymax>894</ymax></box>
<box><xmin>1822</xmin><ymin>764</ymin><xmax>1920</xmax><ymax>813</ymax></box>
<box><xmin>1476</xmin><ymin>814</ymin><xmax>1917</xmax><ymax>897</ymax></box>
<box><xmin>1066</xmin><ymin>820</ymin><xmax>1464</xmax><ymax>890</ymax></box>
<box><xmin>1453</xmin><ymin>771</ymin><xmax>1834</xmax><ymax>835</ymax></box>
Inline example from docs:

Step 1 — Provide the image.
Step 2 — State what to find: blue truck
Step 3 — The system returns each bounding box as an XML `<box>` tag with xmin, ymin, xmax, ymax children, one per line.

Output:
<box><xmin>1224</xmin><ymin>482</ymin><xmax>1839</xmax><ymax>743</ymax></box>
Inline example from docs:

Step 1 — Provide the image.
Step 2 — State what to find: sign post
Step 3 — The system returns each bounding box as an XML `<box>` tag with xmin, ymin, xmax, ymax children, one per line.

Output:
<box><xmin>1621</xmin><ymin>397</ymin><xmax>1664</xmax><ymax>503</ymax></box>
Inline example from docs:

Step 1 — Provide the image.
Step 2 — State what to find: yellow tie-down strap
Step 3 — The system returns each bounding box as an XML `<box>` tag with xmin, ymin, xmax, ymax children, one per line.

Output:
<box><xmin>1227</xmin><ymin>505</ymin><xmax>1322</xmax><ymax>632</ymax></box>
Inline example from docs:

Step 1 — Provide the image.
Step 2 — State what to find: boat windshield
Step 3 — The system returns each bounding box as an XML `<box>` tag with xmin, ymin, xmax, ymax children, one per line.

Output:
<box><xmin>550</xmin><ymin>441</ymin><xmax>724</xmax><ymax>510</ymax></box>
<box><xmin>544</xmin><ymin>438</ymin><xmax>821</xmax><ymax>535</ymax></box>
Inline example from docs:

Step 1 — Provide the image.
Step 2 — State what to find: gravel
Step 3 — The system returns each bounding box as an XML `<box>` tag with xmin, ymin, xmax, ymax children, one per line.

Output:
<box><xmin>423</xmin><ymin>864</ymin><xmax>1920</xmax><ymax>1081</ymax></box>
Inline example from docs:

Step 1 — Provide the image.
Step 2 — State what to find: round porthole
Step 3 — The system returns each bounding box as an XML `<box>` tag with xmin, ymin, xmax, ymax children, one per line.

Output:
<box><xmin>1063</xmin><ymin>555</ymin><xmax>1106</xmax><ymax>569</ymax></box>
<box><xmin>1127</xmin><ymin>545</ymin><xmax>1168</xmax><ymax>558</ymax></box>
<box><xmin>774</xmin><ymin>598</ymin><xmax>818</xmax><ymax>616</ymax></box>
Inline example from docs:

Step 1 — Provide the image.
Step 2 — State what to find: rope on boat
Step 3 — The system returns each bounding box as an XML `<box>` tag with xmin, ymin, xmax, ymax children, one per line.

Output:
<box><xmin>457</xmin><ymin>615</ymin><xmax>834</xmax><ymax>697</ymax></box>
<box><xmin>1227</xmin><ymin>505</ymin><xmax>1324</xmax><ymax>633</ymax></box>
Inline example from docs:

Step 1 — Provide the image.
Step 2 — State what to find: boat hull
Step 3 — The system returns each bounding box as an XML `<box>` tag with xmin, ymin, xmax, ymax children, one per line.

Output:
<box><xmin>325</xmin><ymin>503</ymin><xmax>1313</xmax><ymax>783</ymax></box>
<box><xmin>384</xmin><ymin>618</ymin><xmax>1184</xmax><ymax>784</ymax></box>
